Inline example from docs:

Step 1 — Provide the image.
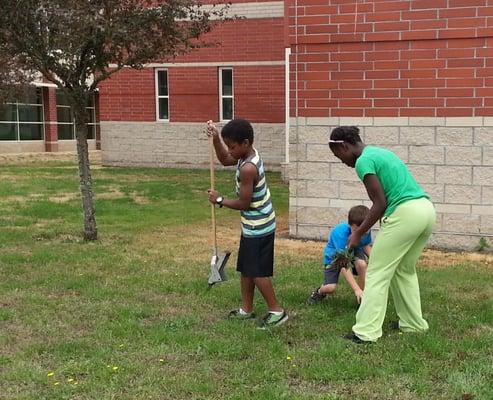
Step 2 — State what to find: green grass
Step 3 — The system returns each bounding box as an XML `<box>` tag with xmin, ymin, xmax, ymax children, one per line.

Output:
<box><xmin>0</xmin><ymin>161</ymin><xmax>492</xmax><ymax>400</ymax></box>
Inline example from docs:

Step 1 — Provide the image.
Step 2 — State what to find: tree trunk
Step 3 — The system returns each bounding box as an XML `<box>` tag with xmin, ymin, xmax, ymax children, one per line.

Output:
<box><xmin>74</xmin><ymin>109</ymin><xmax>97</xmax><ymax>241</ymax></box>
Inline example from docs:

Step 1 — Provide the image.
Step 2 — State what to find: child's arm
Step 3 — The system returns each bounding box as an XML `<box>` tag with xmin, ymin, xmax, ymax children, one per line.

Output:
<box><xmin>340</xmin><ymin>267</ymin><xmax>364</xmax><ymax>304</ymax></box>
<box><xmin>363</xmin><ymin>244</ymin><xmax>372</xmax><ymax>256</ymax></box>
<box><xmin>348</xmin><ymin>175</ymin><xmax>387</xmax><ymax>249</ymax></box>
<box><xmin>206</xmin><ymin>120</ymin><xmax>236</xmax><ymax>166</ymax></box>
<box><xmin>208</xmin><ymin>163</ymin><xmax>256</xmax><ymax>210</ymax></box>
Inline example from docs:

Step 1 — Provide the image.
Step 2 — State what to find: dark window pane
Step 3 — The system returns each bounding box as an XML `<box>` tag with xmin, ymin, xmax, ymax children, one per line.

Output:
<box><xmin>222</xmin><ymin>98</ymin><xmax>233</xmax><ymax>120</ymax></box>
<box><xmin>58</xmin><ymin>124</ymin><xmax>74</xmax><ymax>140</ymax></box>
<box><xmin>158</xmin><ymin>71</ymin><xmax>168</xmax><ymax>96</ymax></box>
<box><xmin>20</xmin><ymin>88</ymin><xmax>42</xmax><ymax>104</ymax></box>
<box><xmin>19</xmin><ymin>123</ymin><xmax>43</xmax><ymax>140</ymax></box>
<box><xmin>0</xmin><ymin>105</ymin><xmax>16</xmax><ymax>121</ymax></box>
<box><xmin>0</xmin><ymin>123</ymin><xmax>17</xmax><ymax>140</ymax></box>
<box><xmin>87</xmin><ymin>125</ymin><xmax>95</xmax><ymax>139</ymax></box>
<box><xmin>87</xmin><ymin>109</ymin><xmax>95</xmax><ymax>124</ymax></box>
<box><xmin>18</xmin><ymin>105</ymin><xmax>43</xmax><ymax>122</ymax></box>
<box><xmin>222</xmin><ymin>69</ymin><xmax>233</xmax><ymax>96</ymax></box>
<box><xmin>57</xmin><ymin>107</ymin><xmax>73</xmax><ymax>123</ymax></box>
<box><xmin>158</xmin><ymin>98</ymin><xmax>169</xmax><ymax>120</ymax></box>
<box><xmin>56</xmin><ymin>91</ymin><xmax>70</xmax><ymax>106</ymax></box>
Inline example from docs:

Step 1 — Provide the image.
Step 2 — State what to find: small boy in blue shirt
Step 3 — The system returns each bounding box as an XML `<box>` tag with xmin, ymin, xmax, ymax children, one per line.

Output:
<box><xmin>308</xmin><ymin>205</ymin><xmax>372</xmax><ymax>305</ymax></box>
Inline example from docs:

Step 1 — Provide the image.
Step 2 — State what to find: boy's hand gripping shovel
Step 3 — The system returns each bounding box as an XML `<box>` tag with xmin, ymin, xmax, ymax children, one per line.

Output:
<box><xmin>208</xmin><ymin>135</ymin><xmax>230</xmax><ymax>287</ymax></box>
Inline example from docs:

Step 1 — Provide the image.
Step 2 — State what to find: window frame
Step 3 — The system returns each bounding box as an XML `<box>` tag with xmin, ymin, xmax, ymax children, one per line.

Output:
<box><xmin>56</xmin><ymin>92</ymin><xmax>97</xmax><ymax>140</ymax></box>
<box><xmin>155</xmin><ymin>68</ymin><xmax>170</xmax><ymax>122</ymax></box>
<box><xmin>219</xmin><ymin>67</ymin><xmax>234</xmax><ymax>122</ymax></box>
<box><xmin>0</xmin><ymin>88</ymin><xmax>45</xmax><ymax>141</ymax></box>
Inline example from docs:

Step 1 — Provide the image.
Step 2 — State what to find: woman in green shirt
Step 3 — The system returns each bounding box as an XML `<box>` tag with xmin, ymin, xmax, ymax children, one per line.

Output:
<box><xmin>329</xmin><ymin>126</ymin><xmax>435</xmax><ymax>344</ymax></box>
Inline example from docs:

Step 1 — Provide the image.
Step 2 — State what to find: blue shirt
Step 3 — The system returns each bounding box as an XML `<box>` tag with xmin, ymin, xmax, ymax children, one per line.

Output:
<box><xmin>323</xmin><ymin>222</ymin><xmax>372</xmax><ymax>266</ymax></box>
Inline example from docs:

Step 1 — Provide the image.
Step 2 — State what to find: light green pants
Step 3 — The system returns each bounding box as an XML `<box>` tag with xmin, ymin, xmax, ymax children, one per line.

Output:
<box><xmin>353</xmin><ymin>197</ymin><xmax>435</xmax><ymax>342</ymax></box>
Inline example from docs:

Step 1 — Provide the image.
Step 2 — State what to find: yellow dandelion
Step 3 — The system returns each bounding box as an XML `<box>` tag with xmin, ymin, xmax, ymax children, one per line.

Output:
<box><xmin>292</xmin><ymin>364</ymin><xmax>297</xmax><ymax>368</ymax></box>
<box><xmin>159</xmin><ymin>358</ymin><xmax>165</xmax><ymax>363</ymax></box>
<box><xmin>54</xmin><ymin>382</ymin><xmax>60</xmax><ymax>386</ymax></box>
<box><xmin>112</xmin><ymin>366</ymin><xmax>119</xmax><ymax>371</ymax></box>
<box><xmin>67</xmin><ymin>378</ymin><xmax>74</xmax><ymax>383</ymax></box>
<box><xmin>73</xmin><ymin>381</ymin><xmax>79</xmax><ymax>385</ymax></box>
<box><xmin>107</xmin><ymin>365</ymin><xmax>111</xmax><ymax>368</ymax></box>
<box><xmin>47</xmin><ymin>372</ymin><xmax>55</xmax><ymax>377</ymax></box>
<box><xmin>286</xmin><ymin>356</ymin><xmax>292</xmax><ymax>361</ymax></box>
<box><xmin>398</xmin><ymin>332</ymin><xmax>403</xmax><ymax>335</ymax></box>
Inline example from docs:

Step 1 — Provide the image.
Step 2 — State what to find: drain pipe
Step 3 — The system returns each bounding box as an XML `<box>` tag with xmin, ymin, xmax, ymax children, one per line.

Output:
<box><xmin>282</xmin><ymin>47</ymin><xmax>291</xmax><ymax>181</ymax></box>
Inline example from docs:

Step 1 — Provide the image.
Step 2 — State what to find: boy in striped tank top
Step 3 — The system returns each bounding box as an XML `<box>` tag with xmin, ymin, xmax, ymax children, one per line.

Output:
<box><xmin>206</xmin><ymin>119</ymin><xmax>288</xmax><ymax>329</ymax></box>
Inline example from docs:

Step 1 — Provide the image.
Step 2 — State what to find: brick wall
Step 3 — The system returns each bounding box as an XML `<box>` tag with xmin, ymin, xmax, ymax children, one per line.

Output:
<box><xmin>288</xmin><ymin>1</ymin><xmax>493</xmax><ymax>250</ymax></box>
<box><xmin>288</xmin><ymin>0</ymin><xmax>493</xmax><ymax>117</ymax></box>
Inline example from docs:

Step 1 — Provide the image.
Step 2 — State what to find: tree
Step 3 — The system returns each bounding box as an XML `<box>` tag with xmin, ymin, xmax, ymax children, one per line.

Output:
<box><xmin>0</xmin><ymin>0</ymin><xmax>229</xmax><ymax>240</ymax></box>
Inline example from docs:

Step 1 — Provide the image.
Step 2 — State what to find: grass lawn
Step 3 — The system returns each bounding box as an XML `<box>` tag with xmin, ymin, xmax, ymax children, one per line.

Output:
<box><xmin>0</xmin><ymin>160</ymin><xmax>492</xmax><ymax>400</ymax></box>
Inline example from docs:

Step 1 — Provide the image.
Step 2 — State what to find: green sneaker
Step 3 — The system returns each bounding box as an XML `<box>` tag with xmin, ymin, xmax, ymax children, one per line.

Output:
<box><xmin>228</xmin><ymin>309</ymin><xmax>256</xmax><ymax>320</ymax></box>
<box><xmin>257</xmin><ymin>310</ymin><xmax>288</xmax><ymax>329</ymax></box>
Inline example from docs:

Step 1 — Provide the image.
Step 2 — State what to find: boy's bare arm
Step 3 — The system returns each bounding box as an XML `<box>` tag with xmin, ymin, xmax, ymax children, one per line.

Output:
<box><xmin>363</xmin><ymin>244</ymin><xmax>372</xmax><ymax>256</ymax></box>
<box><xmin>206</xmin><ymin>120</ymin><xmax>236</xmax><ymax>166</ymax></box>
<box><xmin>208</xmin><ymin>163</ymin><xmax>256</xmax><ymax>210</ymax></box>
<box><xmin>341</xmin><ymin>268</ymin><xmax>364</xmax><ymax>303</ymax></box>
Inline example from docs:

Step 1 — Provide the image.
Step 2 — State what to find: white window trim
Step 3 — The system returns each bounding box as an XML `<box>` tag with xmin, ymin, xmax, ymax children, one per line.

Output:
<box><xmin>155</xmin><ymin>68</ymin><xmax>169</xmax><ymax>122</ymax></box>
<box><xmin>219</xmin><ymin>67</ymin><xmax>234</xmax><ymax>122</ymax></box>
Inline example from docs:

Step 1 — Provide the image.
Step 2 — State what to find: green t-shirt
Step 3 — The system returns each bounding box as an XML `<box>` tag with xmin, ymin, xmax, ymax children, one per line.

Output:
<box><xmin>355</xmin><ymin>146</ymin><xmax>428</xmax><ymax>217</ymax></box>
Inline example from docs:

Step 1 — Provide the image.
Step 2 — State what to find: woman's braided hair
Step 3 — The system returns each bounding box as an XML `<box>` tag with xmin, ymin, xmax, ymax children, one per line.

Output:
<box><xmin>329</xmin><ymin>126</ymin><xmax>362</xmax><ymax>145</ymax></box>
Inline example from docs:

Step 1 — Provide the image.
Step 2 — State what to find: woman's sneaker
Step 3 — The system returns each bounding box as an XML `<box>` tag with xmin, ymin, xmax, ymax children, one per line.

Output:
<box><xmin>228</xmin><ymin>309</ymin><xmax>256</xmax><ymax>320</ymax></box>
<box><xmin>257</xmin><ymin>310</ymin><xmax>288</xmax><ymax>329</ymax></box>
<box><xmin>307</xmin><ymin>287</ymin><xmax>326</xmax><ymax>305</ymax></box>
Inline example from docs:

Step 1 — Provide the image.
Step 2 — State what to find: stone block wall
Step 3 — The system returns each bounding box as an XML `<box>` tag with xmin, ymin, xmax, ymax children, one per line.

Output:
<box><xmin>101</xmin><ymin>122</ymin><xmax>285</xmax><ymax>170</ymax></box>
<box><xmin>289</xmin><ymin>117</ymin><xmax>493</xmax><ymax>251</ymax></box>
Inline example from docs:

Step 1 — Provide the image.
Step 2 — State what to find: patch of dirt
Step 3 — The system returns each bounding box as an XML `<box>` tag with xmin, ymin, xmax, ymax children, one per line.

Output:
<box><xmin>130</xmin><ymin>192</ymin><xmax>151</xmax><ymax>205</ymax></box>
<box><xmin>418</xmin><ymin>249</ymin><xmax>493</xmax><ymax>269</ymax></box>
<box><xmin>94</xmin><ymin>186</ymin><xmax>125</xmax><ymax>200</ymax></box>
<box><xmin>0</xmin><ymin>150</ymin><xmax>101</xmax><ymax>165</ymax></box>
<box><xmin>48</xmin><ymin>192</ymin><xmax>78</xmax><ymax>203</ymax></box>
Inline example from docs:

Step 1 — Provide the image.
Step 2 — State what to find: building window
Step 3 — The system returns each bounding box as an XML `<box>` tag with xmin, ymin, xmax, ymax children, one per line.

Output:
<box><xmin>219</xmin><ymin>68</ymin><xmax>233</xmax><ymax>121</ymax></box>
<box><xmin>0</xmin><ymin>88</ymin><xmax>44</xmax><ymax>141</ymax></box>
<box><xmin>56</xmin><ymin>91</ymin><xmax>96</xmax><ymax>140</ymax></box>
<box><xmin>155</xmin><ymin>69</ymin><xmax>169</xmax><ymax>121</ymax></box>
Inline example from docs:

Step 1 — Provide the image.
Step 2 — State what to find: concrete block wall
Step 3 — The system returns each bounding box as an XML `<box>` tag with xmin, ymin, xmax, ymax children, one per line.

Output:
<box><xmin>289</xmin><ymin>116</ymin><xmax>493</xmax><ymax>251</ymax></box>
<box><xmin>101</xmin><ymin>122</ymin><xmax>285</xmax><ymax>170</ymax></box>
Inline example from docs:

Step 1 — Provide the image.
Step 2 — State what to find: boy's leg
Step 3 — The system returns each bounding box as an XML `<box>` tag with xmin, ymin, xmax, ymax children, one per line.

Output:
<box><xmin>353</xmin><ymin>259</ymin><xmax>367</xmax><ymax>290</ymax></box>
<box><xmin>352</xmin><ymin>199</ymin><xmax>433</xmax><ymax>342</ymax></box>
<box><xmin>240</xmin><ymin>276</ymin><xmax>255</xmax><ymax>313</ymax></box>
<box><xmin>390</xmin><ymin>200</ymin><xmax>435</xmax><ymax>332</ymax></box>
<box><xmin>319</xmin><ymin>283</ymin><xmax>337</xmax><ymax>295</ymax></box>
<box><xmin>253</xmin><ymin>277</ymin><xmax>282</xmax><ymax>312</ymax></box>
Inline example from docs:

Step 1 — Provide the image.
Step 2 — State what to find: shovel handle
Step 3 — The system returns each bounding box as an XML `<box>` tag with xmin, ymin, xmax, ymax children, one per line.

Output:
<box><xmin>209</xmin><ymin>135</ymin><xmax>217</xmax><ymax>253</ymax></box>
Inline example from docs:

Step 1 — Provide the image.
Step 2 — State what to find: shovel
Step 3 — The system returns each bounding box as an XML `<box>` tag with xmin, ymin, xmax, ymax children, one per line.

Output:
<box><xmin>208</xmin><ymin>135</ymin><xmax>230</xmax><ymax>287</ymax></box>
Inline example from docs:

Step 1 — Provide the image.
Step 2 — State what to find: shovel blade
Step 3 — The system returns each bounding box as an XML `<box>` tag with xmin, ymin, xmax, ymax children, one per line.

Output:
<box><xmin>208</xmin><ymin>251</ymin><xmax>231</xmax><ymax>286</ymax></box>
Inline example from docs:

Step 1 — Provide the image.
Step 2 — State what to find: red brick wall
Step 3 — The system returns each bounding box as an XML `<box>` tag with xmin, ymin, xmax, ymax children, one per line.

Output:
<box><xmin>99</xmin><ymin>65</ymin><xmax>285</xmax><ymax>123</ymax></box>
<box><xmin>288</xmin><ymin>0</ymin><xmax>493</xmax><ymax>117</ymax></box>
<box><xmin>98</xmin><ymin>18</ymin><xmax>285</xmax><ymax>123</ymax></box>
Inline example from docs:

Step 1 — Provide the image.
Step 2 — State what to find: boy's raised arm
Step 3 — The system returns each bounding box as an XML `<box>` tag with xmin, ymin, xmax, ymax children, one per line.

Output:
<box><xmin>206</xmin><ymin>120</ymin><xmax>236</xmax><ymax>166</ymax></box>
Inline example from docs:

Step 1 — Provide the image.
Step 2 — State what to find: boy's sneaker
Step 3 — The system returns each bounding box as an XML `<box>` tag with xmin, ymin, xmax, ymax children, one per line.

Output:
<box><xmin>307</xmin><ymin>287</ymin><xmax>326</xmax><ymax>305</ymax></box>
<box><xmin>228</xmin><ymin>309</ymin><xmax>256</xmax><ymax>320</ymax></box>
<box><xmin>257</xmin><ymin>310</ymin><xmax>288</xmax><ymax>329</ymax></box>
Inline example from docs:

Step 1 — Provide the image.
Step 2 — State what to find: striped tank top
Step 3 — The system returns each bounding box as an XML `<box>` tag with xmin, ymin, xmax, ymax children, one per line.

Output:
<box><xmin>236</xmin><ymin>148</ymin><xmax>276</xmax><ymax>237</ymax></box>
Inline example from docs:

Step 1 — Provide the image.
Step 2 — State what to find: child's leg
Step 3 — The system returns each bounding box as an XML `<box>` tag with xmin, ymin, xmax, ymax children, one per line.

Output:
<box><xmin>352</xmin><ymin>199</ymin><xmax>434</xmax><ymax>342</ymax></box>
<box><xmin>354</xmin><ymin>259</ymin><xmax>367</xmax><ymax>290</ymax></box>
<box><xmin>319</xmin><ymin>283</ymin><xmax>337</xmax><ymax>295</ymax></box>
<box><xmin>254</xmin><ymin>277</ymin><xmax>283</xmax><ymax>312</ymax></box>
<box><xmin>390</xmin><ymin>200</ymin><xmax>435</xmax><ymax>332</ymax></box>
<box><xmin>240</xmin><ymin>276</ymin><xmax>255</xmax><ymax>313</ymax></box>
